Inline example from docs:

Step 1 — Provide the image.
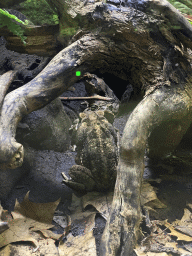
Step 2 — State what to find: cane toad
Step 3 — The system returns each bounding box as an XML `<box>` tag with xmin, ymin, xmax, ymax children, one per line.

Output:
<box><xmin>62</xmin><ymin>110</ymin><xmax>119</xmax><ymax>192</ymax></box>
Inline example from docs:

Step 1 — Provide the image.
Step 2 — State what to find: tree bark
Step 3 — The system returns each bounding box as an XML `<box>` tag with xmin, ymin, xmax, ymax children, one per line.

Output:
<box><xmin>0</xmin><ymin>34</ymin><xmax>111</xmax><ymax>169</ymax></box>
<box><xmin>100</xmin><ymin>81</ymin><xmax>192</xmax><ymax>255</ymax></box>
<box><xmin>0</xmin><ymin>70</ymin><xmax>18</xmax><ymax>110</ymax></box>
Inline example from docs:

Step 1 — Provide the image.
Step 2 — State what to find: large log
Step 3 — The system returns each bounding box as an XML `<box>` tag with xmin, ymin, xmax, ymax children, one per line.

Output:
<box><xmin>100</xmin><ymin>79</ymin><xmax>192</xmax><ymax>255</ymax></box>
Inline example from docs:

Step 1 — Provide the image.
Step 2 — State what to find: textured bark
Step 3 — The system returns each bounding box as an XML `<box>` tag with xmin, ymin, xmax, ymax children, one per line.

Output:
<box><xmin>0</xmin><ymin>0</ymin><xmax>192</xmax><ymax>254</ymax></box>
<box><xmin>0</xmin><ymin>34</ymin><xmax>112</xmax><ymax>169</ymax></box>
<box><xmin>100</xmin><ymin>82</ymin><xmax>192</xmax><ymax>255</ymax></box>
<box><xmin>0</xmin><ymin>70</ymin><xmax>18</xmax><ymax>110</ymax></box>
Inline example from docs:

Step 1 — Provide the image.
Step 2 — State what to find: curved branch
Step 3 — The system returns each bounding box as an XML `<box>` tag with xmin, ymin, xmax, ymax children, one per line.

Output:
<box><xmin>149</xmin><ymin>0</ymin><xmax>192</xmax><ymax>40</ymax></box>
<box><xmin>0</xmin><ymin>35</ymin><xmax>109</xmax><ymax>169</ymax></box>
<box><xmin>100</xmin><ymin>85</ymin><xmax>192</xmax><ymax>255</ymax></box>
<box><xmin>0</xmin><ymin>70</ymin><xmax>18</xmax><ymax>110</ymax></box>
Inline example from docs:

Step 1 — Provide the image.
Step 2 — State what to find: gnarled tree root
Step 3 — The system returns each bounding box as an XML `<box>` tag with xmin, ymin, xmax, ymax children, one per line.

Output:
<box><xmin>0</xmin><ymin>34</ymin><xmax>110</xmax><ymax>169</ymax></box>
<box><xmin>100</xmin><ymin>84</ymin><xmax>192</xmax><ymax>255</ymax></box>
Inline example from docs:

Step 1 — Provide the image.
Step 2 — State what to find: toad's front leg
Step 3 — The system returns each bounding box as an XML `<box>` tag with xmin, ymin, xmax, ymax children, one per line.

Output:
<box><xmin>62</xmin><ymin>165</ymin><xmax>96</xmax><ymax>192</ymax></box>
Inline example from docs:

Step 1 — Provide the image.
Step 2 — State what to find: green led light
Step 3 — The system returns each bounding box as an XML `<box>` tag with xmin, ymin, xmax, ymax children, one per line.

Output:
<box><xmin>76</xmin><ymin>71</ymin><xmax>81</xmax><ymax>76</ymax></box>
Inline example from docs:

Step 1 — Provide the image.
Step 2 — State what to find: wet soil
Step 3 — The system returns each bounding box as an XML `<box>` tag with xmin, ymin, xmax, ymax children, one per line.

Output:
<box><xmin>2</xmin><ymin>102</ymin><xmax>192</xmax><ymax>255</ymax></box>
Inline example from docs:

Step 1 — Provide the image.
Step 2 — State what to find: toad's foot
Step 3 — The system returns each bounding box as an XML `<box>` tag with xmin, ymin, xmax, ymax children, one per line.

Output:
<box><xmin>62</xmin><ymin>172</ymin><xmax>86</xmax><ymax>191</ymax></box>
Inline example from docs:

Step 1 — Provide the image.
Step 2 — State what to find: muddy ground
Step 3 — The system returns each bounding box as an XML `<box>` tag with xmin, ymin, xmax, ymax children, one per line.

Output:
<box><xmin>1</xmin><ymin>101</ymin><xmax>192</xmax><ymax>255</ymax></box>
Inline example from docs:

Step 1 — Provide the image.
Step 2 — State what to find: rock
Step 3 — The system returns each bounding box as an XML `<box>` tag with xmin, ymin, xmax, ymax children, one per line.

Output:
<box><xmin>16</xmin><ymin>98</ymin><xmax>72</xmax><ymax>152</ymax></box>
<box><xmin>0</xmin><ymin>99</ymin><xmax>72</xmax><ymax>202</ymax></box>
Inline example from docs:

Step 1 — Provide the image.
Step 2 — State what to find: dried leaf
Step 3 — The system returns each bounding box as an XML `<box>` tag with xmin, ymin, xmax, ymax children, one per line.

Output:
<box><xmin>135</xmin><ymin>247</ymin><xmax>171</xmax><ymax>256</ymax></box>
<box><xmin>0</xmin><ymin>193</ymin><xmax>61</xmax><ymax>249</ymax></box>
<box><xmin>53</xmin><ymin>215</ymin><xmax>68</xmax><ymax>228</ymax></box>
<box><xmin>141</xmin><ymin>182</ymin><xmax>166</xmax><ymax>209</ymax></box>
<box><xmin>0</xmin><ymin>218</ymin><xmax>38</xmax><ymax>248</ymax></box>
<box><xmin>70</xmin><ymin>194</ymin><xmax>96</xmax><ymax>221</ymax></box>
<box><xmin>181</xmin><ymin>207</ymin><xmax>192</xmax><ymax>222</ymax></box>
<box><xmin>136</xmin><ymin>240</ymin><xmax>190</xmax><ymax>256</ymax></box>
<box><xmin>0</xmin><ymin>244</ymin><xmax>11</xmax><ymax>256</ymax></box>
<box><xmin>163</xmin><ymin>242</ymin><xmax>189</xmax><ymax>255</ymax></box>
<box><xmin>183</xmin><ymin>243</ymin><xmax>192</xmax><ymax>253</ymax></box>
<box><xmin>173</xmin><ymin>208</ymin><xmax>192</xmax><ymax>237</ymax></box>
<box><xmin>36</xmin><ymin>229</ymin><xmax>61</xmax><ymax>240</ymax></box>
<box><xmin>80</xmin><ymin>183</ymin><xmax>165</xmax><ymax>221</ymax></box>
<box><xmin>13</xmin><ymin>191</ymin><xmax>60</xmax><ymax>224</ymax></box>
<box><xmin>59</xmin><ymin>231</ymin><xmax>96</xmax><ymax>256</ymax></box>
<box><xmin>164</xmin><ymin>221</ymin><xmax>192</xmax><ymax>242</ymax></box>
<box><xmin>137</xmin><ymin>218</ymin><xmax>192</xmax><ymax>255</ymax></box>
<box><xmin>33</xmin><ymin>237</ymin><xmax>59</xmax><ymax>255</ymax></box>
<box><xmin>0</xmin><ymin>237</ymin><xmax>59</xmax><ymax>256</ymax></box>
<box><xmin>0</xmin><ymin>204</ymin><xmax>11</xmax><ymax>234</ymax></box>
<box><xmin>0</xmin><ymin>204</ymin><xmax>3</xmax><ymax>218</ymax></box>
<box><xmin>69</xmin><ymin>194</ymin><xmax>96</xmax><ymax>237</ymax></box>
<box><xmin>82</xmin><ymin>191</ymin><xmax>113</xmax><ymax>220</ymax></box>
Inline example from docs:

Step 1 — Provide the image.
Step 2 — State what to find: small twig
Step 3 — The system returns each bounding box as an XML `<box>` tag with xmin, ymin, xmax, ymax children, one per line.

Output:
<box><xmin>59</xmin><ymin>95</ymin><xmax>113</xmax><ymax>101</ymax></box>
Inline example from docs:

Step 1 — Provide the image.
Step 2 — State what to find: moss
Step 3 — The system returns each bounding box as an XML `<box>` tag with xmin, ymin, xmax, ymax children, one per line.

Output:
<box><xmin>19</xmin><ymin>0</ymin><xmax>59</xmax><ymax>25</ymax></box>
<box><xmin>60</xmin><ymin>27</ymin><xmax>78</xmax><ymax>36</ymax></box>
<box><xmin>0</xmin><ymin>9</ymin><xmax>27</xmax><ymax>44</ymax></box>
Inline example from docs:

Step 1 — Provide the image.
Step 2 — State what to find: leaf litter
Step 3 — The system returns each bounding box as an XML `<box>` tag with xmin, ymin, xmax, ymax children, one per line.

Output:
<box><xmin>0</xmin><ymin>191</ymin><xmax>97</xmax><ymax>255</ymax></box>
<box><xmin>135</xmin><ymin>206</ymin><xmax>192</xmax><ymax>255</ymax></box>
<box><xmin>1</xmin><ymin>180</ymin><xmax>191</xmax><ymax>255</ymax></box>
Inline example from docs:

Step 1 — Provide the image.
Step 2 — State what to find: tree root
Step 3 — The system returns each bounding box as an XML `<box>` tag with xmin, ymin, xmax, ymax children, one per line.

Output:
<box><xmin>100</xmin><ymin>84</ymin><xmax>192</xmax><ymax>255</ymax></box>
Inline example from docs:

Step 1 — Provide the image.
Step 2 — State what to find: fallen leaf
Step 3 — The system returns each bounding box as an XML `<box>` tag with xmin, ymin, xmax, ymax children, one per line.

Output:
<box><xmin>135</xmin><ymin>247</ymin><xmax>172</xmax><ymax>256</ymax></box>
<box><xmin>0</xmin><ymin>204</ymin><xmax>10</xmax><ymax>234</ymax></box>
<box><xmin>0</xmin><ymin>204</ymin><xmax>3</xmax><ymax>218</ymax></box>
<box><xmin>53</xmin><ymin>215</ymin><xmax>68</xmax><ymax>228</ymax></box>
<box><xmin>0</xmin><ymin>218</ymin><xmax>38</xmax><ymax>248</ymax></box>
<box><xmin>69</xmin><ymin>193</ymin><xmax>96</xmax><ymax>221</ymax></box>
<box><xmin>183</xmin><ymin>243</ymin><xmax>192</xmax><ymax>253</ymax></box>
<box><xmin>0</xmin><ymin>192</ymin><xmax>61</xmax><ymax>249</ymax></box>
<box><xmin>164</xmin><ymin>221</ymin><xmax>192</xmax><ymax>242</ymax></box>
<box><xmin>36</xmin><ymin>229</ymin><xmax>61</xmax><ymax>240</ymax></box>
<box><xmin>59</xmin><ymin>231</ymin><xmax>96</xmax><ymax>256</ymax></box>
<box><xmin>82</xmin><ymin>191</ymin><xmax>113</xmax><ymax>220</ymax></box>
<box><xmin>0</xmin><ymin>237</ymin><xmax>59</xmax><ymax>256</ymax></box>
<box><xmin>181</xmin><ymin>207</ymin><xmax>192</xmax><ymax>222</ymax></box>
<box><xmin>13</xmin><ymin>191</ymin><xmax>60</xmax><ymax>224</ymax></box>
<box><xmin>141</xmin><ymin>182</ymin><xmax>166</xmax><ymax>209</ymax></box>
<box><xmin>80</xmin><ymin>183</ymin><xmax>165</xmax><ymax>221</ymax></box>
<box><xmin>173</xmin><ymin>208</ymin><xmax>192</xmax><ymax>237</ymax></box>
<box><xmin>0</xmin><ymin>204</ymin><xmax>9</xmax><ymax>221</ymax></box>
<box><xmin>69</xmin><ymin>194</ymin><xmax>96</xmax><ymax>238</ymax></box>
<box><xmin>0</xmin><ymin>244</ymin><xmax>11</xmax><ymax>256</ymax></box>
<box><xmin>136</xmin><ymin>220</ymin><xmax>191</xmax><ymax>255</ymax></box>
